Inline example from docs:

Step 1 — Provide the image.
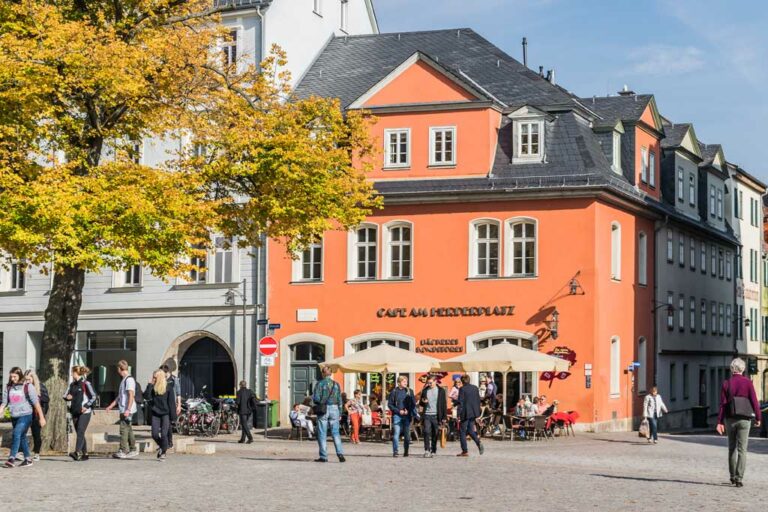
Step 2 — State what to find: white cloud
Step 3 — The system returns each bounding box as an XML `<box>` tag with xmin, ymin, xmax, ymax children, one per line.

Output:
<box><xmin>626</xmin><ymin>44</ymin><xmax>705</xmax><ymax>76</ymax></box>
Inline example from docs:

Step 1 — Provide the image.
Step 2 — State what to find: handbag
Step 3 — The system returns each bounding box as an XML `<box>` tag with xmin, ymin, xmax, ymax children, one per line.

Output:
<box><xmin>439</xmin><ymin>425</ymin><xmax>447</xmax><ymax>448</ymax></box>
<box><xmin>638</xmin><ymin>418</ymin><xmax>650</xmax><ymax>438</ymax></box>
<box><xmin>726</xmin><ymin>380</ymin><xmax>756</xmax><ymax>419</ymax></box>
<box><xmin>313</xmin><ymin>381</ymin><xmax>338</xmax><ymax>417</ymax></box>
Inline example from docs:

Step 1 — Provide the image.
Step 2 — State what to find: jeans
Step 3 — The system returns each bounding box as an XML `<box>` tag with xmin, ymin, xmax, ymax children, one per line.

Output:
<box><xmin>10</xmin><ymin>415</ymin><xmax>33</xmax><ymax>461</ymax></box>
<box><xmin>423</xmin><ymin>415</ymin><xmax>439</xmax><ymax>453</ymax></box>
<box><xmin>316</xmin><ymin>404</ymin><xmax>343</xmax><ymax>460</ymax></box>
<box><xmin>73</xmin><ymin>412</ymin><xmax>92</xmax><ymax>454</ymax></box>
<box><xmin>119</xmin><ymin>414</ymin><xmax>136</xmax><ymax>453</ymax></box>
<box><xmin>239</xmin><ymin>414</ymin><xmax>253</xmax><ymax>442</ymax></box>
<box><xmin>726</xmin><ymin>418</ymin><xmax>751</xmax><ymax>482</ymax></box>
<box><xmin>151</xmin><ymin>414</ymin><xmax>170</xmax><ymax>453</ymax></box>
<box><xmin>392</xmin><ymin>415</ymin><xmax>411</xmax><ymax>454</ymax></box>
<box><xmin>648</xmin><ymin>415</ymin><xmax>659</xmax><ymax>441</ymax></box>
<box><xmin>459</xmin><ymin>416</ymin><xmax>481</xmax><ymax>453</ymax></box>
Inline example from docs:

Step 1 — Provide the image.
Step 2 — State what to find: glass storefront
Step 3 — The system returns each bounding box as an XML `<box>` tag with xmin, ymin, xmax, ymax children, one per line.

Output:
<box><xmin>475</xmin><ymin>337</ymin><xmax>535</xmax><ymax>408</ymax></box>
<box><xmin>73</xmin><ymin>330</ymin><xmax>137</xmax><ymax>407</ymax></box>
<box><xmin>353</xmin><ymin>339</ymin><xmax>409</xmax><ymax>404</ymax></box>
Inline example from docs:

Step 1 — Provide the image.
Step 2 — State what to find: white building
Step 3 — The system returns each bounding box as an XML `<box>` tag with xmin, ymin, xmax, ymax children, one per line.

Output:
<box><xmin>0</xmin><ymin>0</ymin><xmax>378</xmax><ymax>406</ymax></box>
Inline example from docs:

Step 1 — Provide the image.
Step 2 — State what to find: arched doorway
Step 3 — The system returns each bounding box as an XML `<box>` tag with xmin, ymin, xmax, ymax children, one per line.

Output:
<box><xmin>179</xmin><ymin>337</ymin><xmax>235</xmax><ymax>398</ymax></box>
<box><xmin>290</xmin><ymin>342</ymin><xmax>325</xmax><ymax>407</ymax></box>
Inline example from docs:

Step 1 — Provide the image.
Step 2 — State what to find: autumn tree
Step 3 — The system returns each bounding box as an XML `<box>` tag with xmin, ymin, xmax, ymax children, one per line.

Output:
<box><xmin>0</xmin><ymin>0</ymin><xmax>379</xmax><ymax>451</ymax></box>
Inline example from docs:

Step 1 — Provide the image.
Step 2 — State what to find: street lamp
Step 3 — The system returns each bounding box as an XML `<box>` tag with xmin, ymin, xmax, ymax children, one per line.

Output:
<box><xmin>225</xmin><ymin>278</ymin><xmax>247</xmax><ymax>383</ymax></box>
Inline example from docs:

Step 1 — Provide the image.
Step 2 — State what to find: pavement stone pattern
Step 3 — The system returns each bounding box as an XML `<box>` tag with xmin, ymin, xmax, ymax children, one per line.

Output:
<box><xmin>1</xmin><ymin>431</ymin><xmax>766</xmax><ymax>511</ymax></box>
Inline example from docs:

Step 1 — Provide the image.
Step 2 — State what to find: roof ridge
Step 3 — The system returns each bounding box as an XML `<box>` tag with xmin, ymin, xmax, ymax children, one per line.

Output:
<box><xmin>333</xmin><ymin>27</ymin><xmax>476</xmax><ymax>40</ymax></box>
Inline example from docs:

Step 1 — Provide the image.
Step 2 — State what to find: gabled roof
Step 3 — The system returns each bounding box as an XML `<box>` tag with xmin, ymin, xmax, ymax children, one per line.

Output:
<box><xmin>580</xmin><ymin>94</ymin><xmax>664</xmax><ymax>134</ymax></box>
<box><xmin>294</xmin><ymin>28</ymin><xmax>581</xmax><ymax>110</ymax></box>
<box><xmin>661</xmin><ymin>123</ymin><xmax>702</xmax><ymax>161</ymax></box>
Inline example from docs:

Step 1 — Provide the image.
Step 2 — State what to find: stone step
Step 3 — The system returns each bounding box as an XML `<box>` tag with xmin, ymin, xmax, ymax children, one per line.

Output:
<box><xmin>183</xmin><ymin>443</ymin><xmax>216</xmax><ymax>455</ymax></box>
<box><xmin>89</xmin><ymin>440</ymin><xmax>153</xmax><ymax>454</ymax></box>
<box><xmin>148</xmin><ymin>436</ymin><xmax>196</xmax><ymax>453</ymax></box>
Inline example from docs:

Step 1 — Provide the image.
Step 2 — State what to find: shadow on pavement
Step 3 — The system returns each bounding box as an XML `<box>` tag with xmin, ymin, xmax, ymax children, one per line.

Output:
<box><xmin>664</xmin><ymin>434</ymin><xmax>768</xmax><ymax>454</ymax></box>
<box><xmin>591</xmin><ymin>473</ymin><xmax>731</xmax><ymax>487</ymax></box>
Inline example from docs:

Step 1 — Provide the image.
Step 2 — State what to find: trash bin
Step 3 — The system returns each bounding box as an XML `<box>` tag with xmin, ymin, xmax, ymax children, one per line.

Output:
<box><xmin>254</xmin><ymin>401</ymin><xmax>269</xmax><ymax>429</ymax></box>
<box><xmin>691</xmin><ymin>406</ymin><xmax>708</xmax><ymax>428</ymax></box>
<box><xmin>269</xmin><ymin>400</ymin><xmax>279</xmax><ymax>427</ymax></box>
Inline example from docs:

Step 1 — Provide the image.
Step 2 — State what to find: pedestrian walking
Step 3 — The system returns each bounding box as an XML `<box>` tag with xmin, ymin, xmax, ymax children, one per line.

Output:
<box><xmin>64</xmin><ymin>366</ymin><xmax>96</xmax><ymax>461</ymax></box>
<box><xmin>161</xmin><ymin>365</ymin><xmax>181</xmax><ymax>448</ymax></box>
<box><xmin>388</xmin><ymin>375</ymin><xmax>418</xmax><ymax>457</ymax></box>
<box><xmin>419</xmin><ymin>375</ymin><xmax>446</xmax><ymax>458</ymax></box>
<box><xmin>104</xmin><ymin>360</ymin><xmax>138</xmax><ymax>459</ymax></box>
<box><xmin>235</xmin><ymin>380</ymin><xmax>256</xmax><ymax>444</ymax></box>
<box><xmin>311</xmin><ymin>365</ymin><xmax>345</xmax><ymax>463</ymax></box>
<box><xmin>457</xmin><ymin>375</ymin><xmax>483</xmax><ymax>457</ymax></box>
<box><xmin>23</xmin><ymin>370</ymin><xmax>48</xmax><ymax>462</ymax></box>
<box><xmin>148</xmin><ymin>370</ymin><xmax>174</xmax><ymax>461</ymax></box>
<box><xmin>716</xmin><ymin>358</ymin><xmax>761</xmax><ymax>487</ymax></box>
<box><xmin>346</xmin><ymin>389</ymin><xmax>364</xmax><ymax>444</ymax></box>
<box><xmin>0</xmin><ymin>367</ymin><xmax>46</xmax><ymax>468</ymax></box>
<box><xmin>642</xmin><ymin>386</ymin><xmax>668</xmax><ymax>444</ymax></box>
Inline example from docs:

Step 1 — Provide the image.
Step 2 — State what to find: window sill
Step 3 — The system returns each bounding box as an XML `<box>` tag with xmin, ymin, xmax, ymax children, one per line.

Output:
<box><xmin>383</xmin><ymin>166</ymin><xmax>410</xmax><ymax>171</ymax></box>
<box><xmin>107</xmin><ymin>286</ymin><xmax>143</xmax><ymax>293</ymax></box>
<box><xmin>466</xmin><ymin>275</ymin><xmax>537</xmax><ymax>281</ymax></box>
<box><xmin>609</xmin><ymin>394</ymin><xmax>620</xmax><ymax>400</ymax></box>
<box><xmin>290</xmin><ymin>280</ymin><xmax>323</xmax><ymax>285</ymax></box>
<box><xmin>345</xmin><ymin>278</ymin><xmax>413</xmax><ymax>284</ymax></box>
<box><xmin>610</xmin><ymin>278</ymin><xmax>621</xmax><ymax>283</ymax></box>
<box><xmin>0</xmin><ymin>290</ymin><xmax>25</xmax><ymax>296</ymax></box>
<box><xmin>428</xmin><ymin>164</ymin><xmax>456</xmax><ymax>169</ymax></box>
<box><xmin>511</xmin><ymin>157</ymin><xmax>544</xmax><ymax>165</ymax></box>
<box><xmin>171</xmin><ymin>282</ymin><xmax>241</xmax><ymax>290</ymax></box>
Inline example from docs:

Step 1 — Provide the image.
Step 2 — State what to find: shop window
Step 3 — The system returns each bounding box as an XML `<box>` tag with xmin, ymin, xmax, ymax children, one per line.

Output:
<box><xmin>470</xmin><ymin>220</ymin><xmax>500</xmax><ymax>278</ymax></box>
<box><xmin>73</xmin><ymin>330</ymin><xmax>137</xmax><ymax>407</ymax></box>
<box><xmin>475</xmin><ymin>337</ymin><xmax>534</xmax><ymax>405</ymax></box>
<box><xmin>352</xmin><ymin>339</ymin><xmax>410</xmax><ymax>402</ymax></box>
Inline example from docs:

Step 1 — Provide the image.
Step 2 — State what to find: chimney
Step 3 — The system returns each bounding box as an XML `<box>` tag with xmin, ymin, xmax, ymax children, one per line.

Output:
<box><xmin>522</xmin><ymin>37</ymin><xmax>528</xmax><ymax>68</ymax></box>
<box><xmin>546</xmin><ymin>69</ymin><xmax>556</xmax><ymax>85</ymax></box>
<box><xmin>538</xmin><ymin>65</ymin><xmax>544</xmax><ymax>77</ymax></box>
<box><xmin>618</xmin><ymin>84</ymin><xmax>635</xmax><ymax>96</ymax></box>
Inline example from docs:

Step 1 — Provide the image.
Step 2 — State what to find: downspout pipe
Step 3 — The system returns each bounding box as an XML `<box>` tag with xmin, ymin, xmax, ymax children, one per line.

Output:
<box><xmin>653</xmin><ymin>215</ymin><xmax>669</xmax><ymax>387</ymax></box>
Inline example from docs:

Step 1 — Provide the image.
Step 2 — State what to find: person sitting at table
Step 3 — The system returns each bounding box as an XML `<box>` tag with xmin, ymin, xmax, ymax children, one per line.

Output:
<box><xmin>289</xmin><ymin>403</ymin><xmax>315</xmax><ymax>439</ymax></box>
<box><xmin>369</xmin><ymin>399</ymin><xmax>383</xmax><ymax>425</ymax></box>
<box><xmin>539</xmin><ymin>395</ymin><xmax>557</xmax><ymax>417</ymax></box>
<box><xmin>514</xmin><ymin>398</ymin><xmax>526</xmax><ymax>417</ymax></box>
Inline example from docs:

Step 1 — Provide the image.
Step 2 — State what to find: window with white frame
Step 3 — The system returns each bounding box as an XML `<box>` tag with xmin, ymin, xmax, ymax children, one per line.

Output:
<box><xmin>638</xmin><ymin>232</ymin><xmax>647</xmax><ymax>285</ymax></box>
<box><xmin>718</xmin><ymin>249</ymin><xmax>724</xmax><ymax>279</ymax></box>
<box><xmin>299</xmin><ymin>242</ymin><xmax>322</xmax><ymax>281</ymax></box>
<box><xmin>384</xmin><ymin>223</ymin><xmax>412</xmax><ymax>279</ymax></box>
<box><xmin>471</xmin><ymin>221</ymin><xmax>500</xmax><ymax>277</ymax></box>
<box><xmin>689</xmin><ymin>297</ymin><xmax>696</xmax><ymax>332</ymax></box>
<box><xmin>0</xmin><ymin>260</ymin><xmax>25</xmax><ymax>292</ymax></box>
<box><xmin>114</xmin><ymin>264</ymin><xmax>142</xmax><ymax>287</ymax></box>
<box><xmin>688</xmin><ymin>174</ymin><xmax>696</xmax><ymax>205</ymax></box>
<box><xmin>612</xmin><ymin>131</ymin><xmax>621</xmax><ymax>173</ymax></box>
<box><xmin>700</xmin><ymin>243</ymin><xmax>706</xmax><ymax>274</ymax></box>
<box><xmin>678</xmin><ymin>294</ymin><xmax>685</xmax><ymax>331</ymax></box>
<box><xmin>689</xmin><ymin>239</ymin><xmax>696</xmax><ymax>270</ymax></box>
<box><xmin>701</xmin><ymin>299</ymin><xmax>707</xmax><ymax>333</ymax></box>
<box><xmin>726</xmin><ymin>304</ymin><xmax>732</xmax><ymax>336</ymax></box>
<box><xmin>677</xmin><ymin>168</ymin><xmax>684</xmax><ymax>201</ymax></box>
<box><xmin>430</xmin><ymin>127</ymin><xmax>455</xmax><ymax>166</ymax></box>
<box><xmin>610</xmin><ymin>222</ymin><xmax>621</xmax><ymax>280</ymax></box>
<box><xmin>188</xmin><ymin>246</ymin><xmax>207</xmax><ymax>284</ymax></box>
<box><xmin>640</xmin><ymin>147</ymin><xmax>648</xmax><ymax>183</ymax></box>
<box><xmin>353</xmin><ymin>225</ymin><xmax>377</xmax><ymax>280</ymax></box>
<box><xmin>637</xmin><ymin>337</ymin><xmax>647</xmax><ymax>393</ymax></box>
<box><xmin>709</xmin><ymin>185</ymin><xmax>716</xmax><ymax>217</ymax></box>
<box><xmin>678</xmin><ymin>234</ymin><xmax>685</xmax><ymax>267</ymax></box>
<box><xmin>716</xmin><ymin>189</ymin><xmax>723</xmax><ymax>219</ymax></box>
<box><xmin>734</xmin><ymin>186</ymin><xmax>741</xmax><ymax>218</ymax></box>
<box><xmin>649</xmin><ymin>151</ymin><xmax>656</xmax><ymax>187</ymax></box>
<box><xmin>212</xmin><ymin>236</ymin><xmax>235</xmax><ymax>283</ymax></box>
<box><xmin>340</xmin><ymin>0</ymin><xmax>348</xmax><ymax>32</ymax></box>
<box><xmin>222</xmin><ymin>29</ymin><xmax>238</xmax><ymax>66</ymax></box>
<box><xmin>710</xmin><ymin>245</ymin><xmax>716</xmax><ymax>277</ymax></box>
<box><xmin>666</xmin><ymin>230</ymin><xmax>673</xmax><ymax>263</ymax></box>
<box><xmin>516</xmin><ymin>121</ymin><xmax>543</xmax><ymax>160</ymax></box>
<box><xmin>508</xmin><ymin>219</ymin><xmax>536</xmax><ymax>277</ymax></box>
<box><xmin>710</xmin><ymin>301</ymin><xmax>717</xmax><ymax>335</ymax></box>
<box><xmin>718</xmin><ymin>303</ymin><xmax>725</xmax><ymax>335</ymax></box>
<box><xmin>667</xmin><ymin>292</ymin><xmax>674</xmax><ymax>330</ymax></box>
<box><xmin>610</xmin><ymin>336</ymin><xmax>620</xmax><ymax>396</ymax></box>
<box><xmin>726</xmin><ymin>251</ymin><xmax>732</xmax><ymax>280</ymax></box>
<box><xmin>384</xmin><ymin>129</ymin><xmax>410</xmax><ymax>168</ymax></box>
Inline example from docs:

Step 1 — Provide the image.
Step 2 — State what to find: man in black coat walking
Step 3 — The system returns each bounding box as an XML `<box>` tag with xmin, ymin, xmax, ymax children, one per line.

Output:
<box><xmin>419</xmin><ymin>375</ymin><xmax>447</xmax><ymax>458</ymax></box>
<box><xmin>235</xmin><ymin>380</ymin><xmax>256</xmax><ymax>443</ymax></box>
<box><xmin>457</xmin><ymin>374</ymin><xmax>484</xmax><ymax>457</ymax></box>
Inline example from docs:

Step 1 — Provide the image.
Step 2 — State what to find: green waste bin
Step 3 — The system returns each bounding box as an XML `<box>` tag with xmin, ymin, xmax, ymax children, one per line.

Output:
<box><xmin>269</xmin><ymin>400</ymin><xmax>279</xmax><ymax>427</ymax></box>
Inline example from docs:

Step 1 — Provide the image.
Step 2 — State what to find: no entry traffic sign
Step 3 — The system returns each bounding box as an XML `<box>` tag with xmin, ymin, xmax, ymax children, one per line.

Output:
<box><xmin>258</xmin><ymin>336</ymin><xmax>278</xmax><ymax>357</ymax></box>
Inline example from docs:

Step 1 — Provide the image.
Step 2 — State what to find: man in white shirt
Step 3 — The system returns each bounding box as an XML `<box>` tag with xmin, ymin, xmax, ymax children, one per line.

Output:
<box><xmin>105</xmin><ymin>360</ymin><xmax>138</xmax><ymax>458</ymax></box>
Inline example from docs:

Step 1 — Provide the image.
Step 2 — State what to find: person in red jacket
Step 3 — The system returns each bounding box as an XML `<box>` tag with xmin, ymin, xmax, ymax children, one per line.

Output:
<box><xmin>716</xmin><ymin>358</ymin><xmax>761</xmax><ymax>487</ymax></box>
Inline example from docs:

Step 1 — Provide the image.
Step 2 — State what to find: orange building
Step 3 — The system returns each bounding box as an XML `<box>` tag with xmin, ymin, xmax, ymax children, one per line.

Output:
<box><xmin>266</xmin><ymin>29</ymin><xmax>660</xmax><ymax>431</ymax></box>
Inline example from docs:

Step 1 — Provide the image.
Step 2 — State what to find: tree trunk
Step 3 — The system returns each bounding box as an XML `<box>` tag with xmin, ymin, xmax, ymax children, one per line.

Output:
<box><xmin>38</xmin><ymin>265</ymin><xmax>86</xmax><ymax>453</ymax></box>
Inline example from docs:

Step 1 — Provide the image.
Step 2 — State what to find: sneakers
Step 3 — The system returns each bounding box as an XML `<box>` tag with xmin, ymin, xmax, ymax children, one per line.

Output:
<box><xmin>653</xmin><ymin>440</ymin><xmax>658</xmax><ymax>444</ymax></box>
<box><xmin>158</xmin><ymin>453</ymin><xmax>167</xmax><ymax>462</ymax></box>
<box><xmin>18</xmin><ymin>459</ymin><xmax>33</xmax><ymax>468</ymax></box>
<box><xmin>3</xmin><ymin>459</ymin><xmax>15</xmax><ymax>468</ymax></box>
<box><xmin>479</xmin><ymin>444</ymin><xmax>485</xmax><ymax>455</ymax></box>
<box><xmin>338</xmin><ymin>455</ymin><xmax>346</xmax><ymax>463</ymax></box>
<box><xmin>32</xmin><ymin>454</ymin><xmax>40</xmax><ymax>462</ymax></box>
<box><xmin>423</xmin><ymin>451</ymin><xmax>431</xmax><ymax>458</ymax></box>
<box><xmin>126</xmin><ymin>450</ymin><xmax>139</xmax><ymax>459</ymax></box>
<box><xmin>457</xmin><ymin>452</ymin><xmax>469</xmax><ymax>457</ymax></box>
<box><xmin>80</xmin><ymin>454</ymin><xmax>89</xmax><ymax>461</ymax></box>
<box><xmin>14</xmin><ymin>453</ymin><xmax>24</xmax><ymax>462</ymax></box>
<box><xmin>314</xmin><ymin>458</ymin><xmax>327</xmax><ymax>463</ymax></box>
<box><xmin>246</xmin><ymin>439</ymin><xmax>253</xmax><ymax>444</ymax></box>
<box><xmin>112</xmin><ymin>451</ymin><xmax>127</xmax><ymax>459</ymax></box>
<box><xmin>392</xmin><ymin>452</ymin><xmax>399</xmax><ymax>458</ymax></box>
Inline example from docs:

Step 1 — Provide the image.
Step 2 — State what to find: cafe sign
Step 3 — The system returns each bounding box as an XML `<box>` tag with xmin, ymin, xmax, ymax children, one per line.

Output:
<box><xmin>416</xmin><ymin>338</ymin><xmax>463</xmax><ymax>354</ymax></box>
<box><xmin>377</xmin><ymin>305</ymin><xmax>515</xmax><ymax>319</ymax></box>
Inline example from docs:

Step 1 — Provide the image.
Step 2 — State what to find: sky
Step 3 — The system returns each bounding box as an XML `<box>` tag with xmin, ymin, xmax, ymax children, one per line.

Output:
<box><xmin>374</xmin><ymin>0</ymin><xmax>768</xmax><ymax>180</ymax></box>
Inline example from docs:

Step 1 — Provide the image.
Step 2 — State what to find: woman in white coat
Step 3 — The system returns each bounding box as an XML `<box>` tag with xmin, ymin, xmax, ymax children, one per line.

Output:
<box><xmin>643</xmin><ymin>386</ymin><xmax>668</xmax><ymax>444</ymax></box>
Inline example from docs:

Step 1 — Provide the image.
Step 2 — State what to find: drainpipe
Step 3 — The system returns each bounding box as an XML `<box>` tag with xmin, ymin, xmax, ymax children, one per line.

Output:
<box><xmin>652</xmin><ymin>215</ymin><xmax>669</xmax><ymax>387</ymax></box>
<box><xmin>256</xmin><ymin>6</ymin><xmax>265</xmax><ymax>66</ymax></box>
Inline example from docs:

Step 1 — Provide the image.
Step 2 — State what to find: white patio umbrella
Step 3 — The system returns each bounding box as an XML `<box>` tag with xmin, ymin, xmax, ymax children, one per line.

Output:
<box><xmin>439</xmin><ymin>341</ymin><xmax>571</xmax><ymax>412</ymax></box>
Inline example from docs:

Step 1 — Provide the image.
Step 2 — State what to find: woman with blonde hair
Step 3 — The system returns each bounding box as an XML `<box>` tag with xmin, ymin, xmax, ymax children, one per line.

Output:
<box><xmin>64</xmin><ymin>366</ymin><xmax>96</xmax><ymax>461</ymax></box>
<box><xmin>23</xmin><ymin>370</ymin><xmax>49</xmax><ymax>461</ymax></box>
<box><xmin>149</xmin><ymin>369</ymin><xmax>174</xmax><ymax>461</ymax></box>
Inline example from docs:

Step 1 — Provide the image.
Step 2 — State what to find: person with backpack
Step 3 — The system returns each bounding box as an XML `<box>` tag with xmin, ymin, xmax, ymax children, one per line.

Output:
<box><xmin>104</xmin><ymin>360</ymin><xmax>138</xmax><ymax>459</ymax></box>
<box><xmin>161</xmin><ymin>365</ymin><xmax>181</xmax><ymax>448</ymax></box>
<box><xmin>0</xmin><ymin>367</ymin><xmax>46</xmax><ymax>468</ymax></box>
<box><xmin>64</xmin><ymin>366</ymin><xmax>97</xmax><ymax>461</ymax></box>
<box><xmin>23</xmin><ymin>370</ymin><xmax>48</xmax><ymax>462</ymax></box>
<box><xmin>311</xmin><ymin>365</ymin><xmax>345</xmax><ymax>463</ymax></box>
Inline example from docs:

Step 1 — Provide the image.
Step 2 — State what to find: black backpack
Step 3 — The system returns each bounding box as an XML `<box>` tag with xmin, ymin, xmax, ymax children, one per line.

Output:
<box><xmin>134</xmin><ymin>380</ymin><xmax>144</xmax><ymax>405</ymax></box>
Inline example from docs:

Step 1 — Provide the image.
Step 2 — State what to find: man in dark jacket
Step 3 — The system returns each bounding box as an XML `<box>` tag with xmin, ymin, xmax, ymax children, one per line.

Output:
<box><xmin>419</xmin><ymin>375</ymin><xmax>446</xmax><ymax>458</ymax></box>
<box><xmin>388</xmin><ymin>376</ymin><xmax>417</xmax><ymax>457</ymax></box>
<box><xmin>457</xmin><ymin>374</ymin><xmax>484</xmax><ymax>457</ymax></box>
<box><xmin>235</xmin><ymin>380</ymin><xmax>256</xmax><ymax>443</ymax></box>
<box><xmin>161</xmin><ymin>365</ymin><xmax>181</xmax><ymax>447</ymax></box>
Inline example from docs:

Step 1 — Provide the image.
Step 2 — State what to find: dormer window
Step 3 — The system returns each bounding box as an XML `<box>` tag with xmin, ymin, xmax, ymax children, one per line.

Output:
<box><xmin>518</xmin><ymin>122</ymin><xmax>541</xmax><ymax>157</ymax></box>
<box><xmin>612</xmin><ymin>131</ymin><xmax>621</xmax><ymax>173</ymax></box>
<box><xmin>509</xmin><ymin>107</ymin><xmax>546</xmax><ymax>164</ymax></box>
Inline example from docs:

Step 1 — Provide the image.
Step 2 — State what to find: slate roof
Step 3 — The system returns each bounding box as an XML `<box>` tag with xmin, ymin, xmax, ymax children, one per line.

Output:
<box><xmin>579</xmin><ymin>94</ymin><xmax>653</xmax><ymax>124</ymax></box>
<box><xmin>294</xmin><ymin>28</ymin><xmax>582</xmax><ymax>110</ymax></box>
<box><xmin>698</xmin><ymin>143</ymin><xmax>722</xmax><ymax>167</ymax></box>
<box><xmin>660</xmin><ymin>124</ymin><xmax>690</xmax><ymax>149</ymax></box>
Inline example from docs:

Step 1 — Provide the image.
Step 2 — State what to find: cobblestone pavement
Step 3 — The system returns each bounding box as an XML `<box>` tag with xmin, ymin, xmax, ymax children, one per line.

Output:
<box><xmin>2</xmin><ymin>431</ymin><xmax>766</xmax><ymax>511</ymax></box>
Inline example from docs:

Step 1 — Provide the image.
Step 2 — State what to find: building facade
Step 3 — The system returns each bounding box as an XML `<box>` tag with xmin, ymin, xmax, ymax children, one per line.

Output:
<box><xmin>266</xmin><ymin>29</ymin><xmax>658</xmax><ymax>429</ymax></box>
<box><xmin>0</xmin><ymin>0</ymin><xmax>378</xmax><ymax>405</ymax></box>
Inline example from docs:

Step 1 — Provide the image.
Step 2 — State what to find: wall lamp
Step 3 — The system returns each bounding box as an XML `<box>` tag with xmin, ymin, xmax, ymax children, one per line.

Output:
<box><xmin>549</xmin><ymin>308</ymin><xmax>560</xmax><ymax>340</ymax></box>
<box><xmin>568</xmin><ymin>271</ymin><xmax>585</xmax><ymax>295</ymax></box>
